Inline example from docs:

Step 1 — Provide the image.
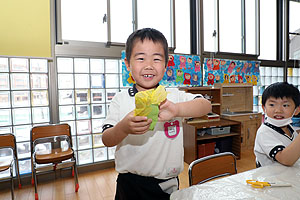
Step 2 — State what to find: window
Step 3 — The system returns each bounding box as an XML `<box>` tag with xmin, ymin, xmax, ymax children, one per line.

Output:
<box><xmin>203</xmin><ymin>0</ymin><xmax>258</xmax><ymax>55</ymax></box>
<box><xmin>289</xmin><ymin>0</ymin><xmax>300</xmax><ymax>60</ymax></box>
<box><xmin>57</xmin><ymin>57</ymin><xmax>123</xmax><ymax>165</ymax></box>
<box><xmin>259</xmin><ymin>0</ymin><xmax>276</xmax><ymax>60</ymax></box>
<box><xmin>56</xmin><ymin>0</ymin><xmax>177</xmax><ymax>50</ymax></box>
<box><xmin>0</xmin><ymin>57</ymin><xmax>50</xmax><ymax>175</ymax></box>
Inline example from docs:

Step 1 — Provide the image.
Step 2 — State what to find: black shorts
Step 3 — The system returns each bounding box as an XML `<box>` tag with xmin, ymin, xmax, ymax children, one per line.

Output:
<box><xmin>115</xmin><ymin>173</ymin><xmax>179</xmax><ymax>200</ymax></box>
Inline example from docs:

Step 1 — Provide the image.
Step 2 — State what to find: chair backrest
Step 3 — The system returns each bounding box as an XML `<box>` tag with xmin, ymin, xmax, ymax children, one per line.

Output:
<box><xmin>0</xmin><ymin>134</ymin><xmax>16</xmax><ymax>150</ymax></box>
<box><xmin>31</xmin><ymin>124</ymin><xmax>72</xmax><ymax>150</ymax></box>
<box><xmin>188</xmin><ymin>152</ymin><xmax>237</xmax><ymax>186</ymax></box>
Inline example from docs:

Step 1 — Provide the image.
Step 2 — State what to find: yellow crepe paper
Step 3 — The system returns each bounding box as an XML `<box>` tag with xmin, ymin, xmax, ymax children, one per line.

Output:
<box><xmin>134</xmin><ymin>85</ymin><xmax>167</xmax><ymax>130</ymax></box>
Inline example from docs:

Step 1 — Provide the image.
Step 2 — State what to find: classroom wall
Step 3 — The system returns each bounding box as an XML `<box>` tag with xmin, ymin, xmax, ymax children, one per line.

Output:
<box><xmin>0</xmin><ymin>0</ymin><xmax>51</xmax><ymax>58</ymax></box>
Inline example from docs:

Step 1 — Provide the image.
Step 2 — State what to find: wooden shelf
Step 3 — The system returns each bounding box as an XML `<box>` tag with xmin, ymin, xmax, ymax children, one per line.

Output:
<box><xmin>196</xmin><ymin>132</ymin><xmax>240</xmax><ymax>141</ymax></box>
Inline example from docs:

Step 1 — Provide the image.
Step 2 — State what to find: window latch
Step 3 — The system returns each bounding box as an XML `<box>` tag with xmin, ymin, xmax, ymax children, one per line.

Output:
<box><xmin>103</xmin><ymin>14</ymin><xmax>107</xmax><ymax>23</ymax></box>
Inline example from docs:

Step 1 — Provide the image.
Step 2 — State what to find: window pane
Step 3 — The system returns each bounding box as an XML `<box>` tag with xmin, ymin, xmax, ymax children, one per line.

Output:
<box><xmin>94</xmin><ymin>147</ymin><xmax>107</xmax><ymax>162</ymax></box>
<box><xmin>106</xmin><ymin>89</ymin><xmax>118</xmax><ymax>102</ymax></box>
<box><xmin>289</xmin><ymin>1</ymin><xmax>300</xmax><ymax>60</ymax></box>
<box><xmin>76</xmin><ymin>105</ymin><xmax>90</xmax><ymax>120</ymax></box>
<box><xmin>59</xmin><ymin>90</ymin><xmax>74</xmax><ymax>105</ymax></box>
<box><xmin>90</xmin><ymin>59</ymin><xmax>104</xmax><ymax>73</ymax></box>
<box><xmin>203</xmin><ymin>0</ymin><xmax>217</xmax><ymax>52</ymax></box>
<box><xmin>105</xmin><ymin>59</ymin><xmax>119</xmax><ymax>73</ymax></box>
<box><xmin>58</xmin><ymin>74</ymin><xmax>74</xmax><ymax>89</ymax></box>
<box><xmin>0</xmin><ymin>127</ymin><xmax>12</xmax><ymax>134</ymax></box>
<box><xmin>0</xmin><ymin>91</ymin><xmax>10</xmax><ymax>108</ymax></box>
<box><xmin>0</xmin><ymin>109</ymin><xmax>11</xmax><ymax>126</ymax></box>
<box><xmin>259</xmin><ymin>0</ymin><xmax>276</xmax><ymax>60</ymax></box>
<box><xmin>59</xmin><ymin>105</ymin><xmax>75</xmax><ymax>121</ymax></box>
<box><xmin>13</xmin><ymin>108</ymin><xmax>31</xmax><ymax>125</ymax></box>
<box><xmin>30</xmin><ymin>59</ymin><xmax>48</xmax><ymax>73</ymax></box>
<box><xmin>75</xmin><ymin>89</ymin><xmax>90</xmax><ymax>104</ymax></box>
<box><xmin>0</xmin><ymin>58</ymin><xmax>9</xmax><ymax>72</ymax></box>
<box><xmin>245</xmin><ymin>0</ymin><xmax>256</xmax><ymax>54</ymax></box>
<box><xmin>219</xmin><ymin>0</ymin><xmax>241</xmax><ymax>53</ymax></box>
<box><xmin>78</xmin><ymin>149</ymin><xmax>93</xmax><ymax>165</ymax></box>
<box><xmin>93</xmin><ymin>134</ymin><xmax>104</xmax><ymax>148</ymax></box>
<box><xmin>32</xmin><ymin>107</ymin><xmax>50</xmax><ymax>123</ymax></box>
<box><xmin>91</xmin><ymin>74</ymin><xmax>105</xmax><ymax>88</ymax></box>
<box><xmin>92</xmin><ymin>104</ymin><xmax>105</xmax><ymax>118</ymax></box>
<box><xmin>31</xmin><ymin>90</ymin><xmax>49</xmax><ymax>106</ymax></box>
<box><xmin>76</xmin><ymin>120</ymin><xmax>91</xmax><ymax>135</ymax></box>
<box><xmin>14</xmin><ymin>125</ymin><xmax>31</xmax><ymax>142</ymax></box>
<box><xmin>137</xmin><ymin>0</ymin><xmax>171</xmax><ymax>46</ymax></box>
<box><xmin>63</xmin><ymin>121</ymin><xmax>76</xmax><ymax>136</ymax></box>
<box><xmin>12</xmin><ymin>91</ymin><xmax>30</xmax><ymax>107</ymax></box>
<box><xmin>11</xmin><ymin>74</ymin><xmax>30</xmax><ymax>90</ymax></box>
<box><xmin>61</xmin><ymin>0</ymin><xmax>107</xmax><ymax>42</ymax></box>
<box><xmin>92</xmin><ymin>118</ymin><xmax>104</xmax><ymax>133</ymax></box>
<box><xmin>77</xmin><ymin>135</ymin><xmax>92</xmax><ymax>150</ymax></box>
<box><xmin>75</xmin><ymin>74</ymin><xmax>90</xmax><ymax>88</ymax></box>
<box><xmin>57</xmin><ymin>58</ymin><xmax>73</xmax><ymax>73</ymax></box>
<box><xmin>19</xmin><ymin>159</ymin><xmax>31</xmax><ymax>175</ymax></box>
<box><xmin>74</xmin><ymin>58</ymin><xmax>89</xmax><ymax>73</ymax></box>
<box><xmin>10</xmin><ymin>58</ymin><xmax>29</xmax><ymax>72</ymax></box>
<box><xmin>31</xmin><ymin>74</ymin><xmax>48</xmax><ymax>89</ymax></box>
<box><xmin>91</xmin><ymin>89</ymin><xmax>105</xmax><ymax>103</ymax></box>
<box><xmin>174</xmin><ymin>0</ymin><xmax>190</xmax><ymax>54</ymax></box>
<box><xmin>111</xmin><ymin>0</ymin><xmax>132</xmax><ymax>43</ymax></box>
<box><xmin>0</xmin><ymin>74</ymin><xmax>9</xmax><ymax>90</ymax></box>
<box><xmin>17</xmin><ymin>142</ymin><xmax>31</xmax><ymax>159</ymax></box>
<box><xmin>105</xmin><ymin>74</ymin><xmax>119</xmax><ymax>88</ymax></box>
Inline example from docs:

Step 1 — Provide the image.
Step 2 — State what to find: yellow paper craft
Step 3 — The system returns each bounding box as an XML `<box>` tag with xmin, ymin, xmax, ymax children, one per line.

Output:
<box><xmin>134</xmin><ymin>85</ymin><xmax>167</xmax><ymax>130</ymax></box>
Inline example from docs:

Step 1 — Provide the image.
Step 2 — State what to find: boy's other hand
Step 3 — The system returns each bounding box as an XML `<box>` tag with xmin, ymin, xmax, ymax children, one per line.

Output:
<box><xmin>158</xmin><ymin>99</ymin><xmax>178</xmax><ymax>121</ymax></box>
<box><xmin>121</xmin><ymin>111</ymin><xmax>152</xmax><ymax>135</ymax></box>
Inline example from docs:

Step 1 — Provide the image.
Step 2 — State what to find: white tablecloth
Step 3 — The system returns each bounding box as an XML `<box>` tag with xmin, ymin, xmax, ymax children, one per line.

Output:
<box><xmin>171</xmin><ymin>161</ymin><xmax>300</xmax><ymax>200</ymax></box>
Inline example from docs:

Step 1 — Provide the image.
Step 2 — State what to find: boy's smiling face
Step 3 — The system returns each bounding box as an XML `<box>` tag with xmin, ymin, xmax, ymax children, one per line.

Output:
<box><xmin>125</xmin><ymin>39</ymin><xmax>166</xmax><ymax>91</ymax></box>
<box><xmin>263</xmin><ymin>97</ymin><xmax>299</xmax><ymax>119</ymax></box>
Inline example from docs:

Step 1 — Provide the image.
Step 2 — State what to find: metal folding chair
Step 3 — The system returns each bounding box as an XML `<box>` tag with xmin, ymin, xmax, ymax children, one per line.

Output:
<box><xmin>0</xmin><ymin>134</ymin><xmax>21</xmax><ymax>200</ymax></box>
<box><xmin>30</xmin><ymin>124</ymin><xmax>79</xmax><ymax>200</ymax></box>
<box><xmin>188</xmin><ymin>152</ymin><xmax>237</xmax><ymax>186</ymax></box>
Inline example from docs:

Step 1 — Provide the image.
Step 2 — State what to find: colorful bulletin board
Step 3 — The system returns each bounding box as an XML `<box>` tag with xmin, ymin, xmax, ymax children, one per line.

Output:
<box><xmin>121</xmin><ymin>51</ymin><xmax>202</xmax><ymax>87</ymax></box>
<box><xmin>203</xmin><ymin>58</ymin><xmax>260</xmax><ymax>86</ymax></box>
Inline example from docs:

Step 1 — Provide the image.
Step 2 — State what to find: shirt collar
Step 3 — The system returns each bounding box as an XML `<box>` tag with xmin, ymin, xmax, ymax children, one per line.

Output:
<box><xmin>127</xmin><ymin>84</ymin><xmax>160</xmax><ymax>97</ymax></box>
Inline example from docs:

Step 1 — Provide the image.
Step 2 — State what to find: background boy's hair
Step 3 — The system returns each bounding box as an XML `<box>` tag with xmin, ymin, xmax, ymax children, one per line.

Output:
<box><xmin>125</xmin><ymin>28</ymin><xmax>169</xmax><ymax>66</ymax></box>
<box><xmin>262</xmin><ymin>82</ymin><xmax>300</xmax><ymax>107</ymax></box>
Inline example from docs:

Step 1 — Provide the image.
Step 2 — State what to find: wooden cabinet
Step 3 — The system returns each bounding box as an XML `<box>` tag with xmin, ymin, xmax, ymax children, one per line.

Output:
<box><xmin>179</xmin><ymin>87</ymin><xmax>221</xmax><ymax>114</ymax></box>
<box><xmin>222</xmin><ymin>113</ymin><xmax>262</xmax><ymax>150</ymax></box>
<box><xmin>183</xmin><ymin>118</ymin><xmax>241</xmax><ymax>164</ymax></box>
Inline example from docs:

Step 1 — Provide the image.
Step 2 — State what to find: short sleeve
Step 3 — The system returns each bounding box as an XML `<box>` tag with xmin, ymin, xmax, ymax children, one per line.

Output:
<box><xmin>102</xmin><ymin>93</ymin><xmax>121</xmax><ymax>131</ymax></box>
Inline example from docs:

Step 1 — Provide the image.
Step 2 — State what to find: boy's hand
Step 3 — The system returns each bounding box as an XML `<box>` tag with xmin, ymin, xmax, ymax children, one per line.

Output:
<box><xmin>158</xmin><ymin>99</ymin><xmax>178</xmax><ymax>121</ymax></box>
<box><xmin>120</xmin><ymin>111</ymin><xmax>152</xmax><ymax>135</ymax></box>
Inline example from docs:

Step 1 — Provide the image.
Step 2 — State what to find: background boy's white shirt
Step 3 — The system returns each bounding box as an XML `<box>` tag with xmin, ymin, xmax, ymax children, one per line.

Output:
<box><xmin>103</xmin><ymin>88</ymin><xmax>200</xmax><ymax>179</ymax></box>
<box><xmin>254</xmin><ymin>123</ymin><xmax>299</xmax><ymax>166</ymax></box>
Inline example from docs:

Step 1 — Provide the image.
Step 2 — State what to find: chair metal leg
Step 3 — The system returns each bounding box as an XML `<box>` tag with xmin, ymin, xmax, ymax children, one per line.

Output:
<box><xmin>73</xmin><ymin>162</ymin><xmax>79</xmax><ymax>192</ymax></box>
<box><xmin>10</xmin><ymin>167</ymin><xmax>14</xmax><ymax>200</ymax></box>
<box><xmin>31</xmin><ymin>157</ymin><xmax>35</xmax><ymax>185</ymax></box>
<box><xmin>33</xmin><ymin>164</ymin><xmax>38</xmax><ymax>200</ymax></box>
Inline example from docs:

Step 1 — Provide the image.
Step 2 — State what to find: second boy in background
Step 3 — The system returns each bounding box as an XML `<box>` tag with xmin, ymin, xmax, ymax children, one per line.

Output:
<box><xmin>102</xmin><ymin>28</ymin><xmax>211</xmax><ymax>200</ymax></box>
<box><xmin>254</xmin><ymin>82</ymin><xmax>300</xmax><ymax>167</ymax></box>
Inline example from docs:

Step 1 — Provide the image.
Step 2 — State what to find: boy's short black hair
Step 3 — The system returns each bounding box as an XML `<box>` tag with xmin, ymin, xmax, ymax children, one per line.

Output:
<box><xmin>262</xmin><ymin>82</ymin><xmax>300</xmax><ymax>107</ymax></box>
<box><xmin>125</xmin><ymin>28</ymin><xmax>169</xmax><ymax>66</ymax></box>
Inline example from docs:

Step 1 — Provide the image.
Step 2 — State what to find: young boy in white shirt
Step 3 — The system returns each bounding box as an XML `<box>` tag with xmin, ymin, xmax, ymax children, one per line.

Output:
<box><xmin>102</xmin><ymin>28</ymin><xmax>211</xmax><ymax>200</ymax></box>
<box><xmin>254</xmin><ymin>82</ymin><xmax>300</xmax><ymax>167</ymax></box>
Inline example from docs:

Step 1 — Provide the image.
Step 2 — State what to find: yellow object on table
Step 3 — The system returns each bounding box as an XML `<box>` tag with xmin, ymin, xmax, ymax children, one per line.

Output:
<box><xmin>134</xmin><ymin>85</ymin><xmax>167</xmax><ymax>130</ymax></box>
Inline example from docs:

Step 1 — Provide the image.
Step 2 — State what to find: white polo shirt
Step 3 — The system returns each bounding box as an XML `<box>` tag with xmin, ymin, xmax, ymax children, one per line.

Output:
<box><xmin>103</xmin><ymin>86</ymin><xmax>200</xmax><ymax>179</ymax></box>
<box><xmin>254</xmin><ymin>123</ymin><xmax>299</xmax><ymax>167</ymax></box>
